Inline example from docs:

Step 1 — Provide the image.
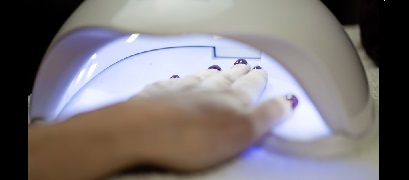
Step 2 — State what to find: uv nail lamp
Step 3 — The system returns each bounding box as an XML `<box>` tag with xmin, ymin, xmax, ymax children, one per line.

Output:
<box><xmin>29</xmin><ymin>0</ymin><xmax>378</xmax><ymax>158</ymax></box>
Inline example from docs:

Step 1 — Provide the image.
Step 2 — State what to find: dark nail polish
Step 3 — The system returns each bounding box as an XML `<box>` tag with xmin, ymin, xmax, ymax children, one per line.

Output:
<box><xmin>252</xmin><ymin>65</ymin><xmax>262</xmax><ymax>70</ymax></box>
<box><xmin>170</xmin><ymin>75</ymin><xmax>180</xmax><ymax>79</ymax></box>
<box><xmin>285</xmin><ymin>94</ymin><xmax>298</xmax><ymax>109</ymax></box>
<box><xmin>234</xmin><ymin>59</ymin><xmax>248</xmax><ymax>65</ymax></box>
<box><xmin>208</xmin><ymin>65</ymin><xmax>222</xmax><ymax>71</ymax></box>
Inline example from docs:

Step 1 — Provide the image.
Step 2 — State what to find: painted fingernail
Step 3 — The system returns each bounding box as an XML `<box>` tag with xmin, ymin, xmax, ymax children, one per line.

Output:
<box><xmin>234</xmin><ymin>58</ymin><xmax>248</xmax><ymax>65</ymax></box>
<box><xmin>208</xmin><ymin>65</ymin><xmax>222</xmax><ymax>71</ymax></box>
<box><xmin>285</xmin><ymin>94</ymin><xmax>298</xmax><ymax>109</ymax></box>
<box><xmin>252</xmin><ymin>65</ymin><xmax>262</xmax><ymax>70</ymax></box>
<box><xmin>170</xmin><ymin>75</ymin><xmax>180</xmax><ymax>79</ymax></box>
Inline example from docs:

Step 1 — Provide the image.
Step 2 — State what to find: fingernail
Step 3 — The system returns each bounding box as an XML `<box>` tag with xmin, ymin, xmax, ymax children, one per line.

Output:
<box><xmin>252</xmin><ymin>65</ymin><xmax>262</xmax><ymax>70</ymax></box>
<box><xmin>170</xmin><ymin>75</ymin><xmax>180</xmax><ymax>79</ymax></box>
<box><xmin>234</xmin><ymin>58</ymin><xmax>248</xmax><ymax>65</ymax></box>
<box><xmin>285</xmin><ymin>94</ymin><xmax>298</xmax><ymax>109</ymax></box>
<box><xmin>208</xmin><ymin>65</ymin><xmax>222</xmax><ymax>71</ymax></box>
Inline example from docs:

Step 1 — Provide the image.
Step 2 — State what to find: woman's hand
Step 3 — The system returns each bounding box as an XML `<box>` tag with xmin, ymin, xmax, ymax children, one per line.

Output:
<box><xmin>118</xmin><ymin>59</ymin><xmax>298</xmax><ymax>171</ymax></box>
<box><xmin>28</xmin><ymin>59</ymin><xmax>298</xmax><ymax>180</ymax></box>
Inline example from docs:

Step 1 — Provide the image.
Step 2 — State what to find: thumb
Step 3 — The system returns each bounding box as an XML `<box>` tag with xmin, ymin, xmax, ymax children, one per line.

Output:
<box><xmin>248</xmin><ymin>94</ymin><xmax>298</xmax><ymax>141</ymax></box>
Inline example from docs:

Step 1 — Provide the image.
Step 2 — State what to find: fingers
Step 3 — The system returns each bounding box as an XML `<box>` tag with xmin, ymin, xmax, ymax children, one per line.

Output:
<box><xmin>133</xmin><ymin>65</ymin><xmax>221</xmax><ymax>98</ymax></box>
<box><xmin>199</xmin><ymin>59</ymin><xmax>251</xmax><ymax>91</ymax></box>
<box><xmin>170</xmin><ymin>65</ymin><xmax>221</xmax><ymax>89</ymax></box>
<box><xmin>133</xmin><ymin>59</ymin><xmax>264</xmax><ymax>104</ymax></box>
<box><xmin>247</xmin><ymin>94</ymin><xmax>298</xmax><ymax>142</ymax></box>
<box><xmin>229</xmin><ymin>66</ymin><xmax>268</xmax><ymax>106</ymax></box>
<box><xmin>192</xmin><ymin>65</ymin><xmax>222</xmax><ymax>81</ymax></box>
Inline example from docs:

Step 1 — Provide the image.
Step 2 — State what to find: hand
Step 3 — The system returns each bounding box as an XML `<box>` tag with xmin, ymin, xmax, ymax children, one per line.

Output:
<box><xmin>118</xmin><ymin>59</ymin><xmax>298</xmax><ymax>171</ymax></box>
<box><xmin>28</xmin><ymin>59</ymin><xmax>298</xmax><ymax>180</ymax></box>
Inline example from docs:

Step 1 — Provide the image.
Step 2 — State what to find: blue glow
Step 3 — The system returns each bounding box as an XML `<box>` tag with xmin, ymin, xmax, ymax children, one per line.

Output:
<box><xmin>240</xmin><ymin>146</ymin><xmax>264</xmax><ymax>159</ymax></box>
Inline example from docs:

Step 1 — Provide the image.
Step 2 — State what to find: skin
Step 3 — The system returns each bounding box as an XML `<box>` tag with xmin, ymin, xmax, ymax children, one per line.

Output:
<box><xmin>28</xmin><ymin>63</ymin><xmax>295</xmax><ymax>180</ymax></box>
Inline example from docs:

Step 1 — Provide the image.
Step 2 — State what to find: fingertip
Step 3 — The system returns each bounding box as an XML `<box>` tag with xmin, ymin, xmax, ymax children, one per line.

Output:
<box><xmin>249</xmin><ymin>97</ymin><xmax>293</xmax><ymax>139</ymax></box>
<box><xmin>208</xmin><ymin>65</ymin><xmax>222</xmax><ymax>71</ymax></box>
<box><xmin>232</xmin><ymin>59</ymin><xmax>251</xmax><ymax>71</ymax></box>
<box><xmin>234</xmin><ymin>59</ymin><xmax>248</xmax><ymax>65</ymax></box>
<box><xmin>250</xmin><ymin>68</ymin><xmax>268</xmax><ymax>79</ymax></box>
<box><xmin>252</xmin><ymin>65</ymin><xmax>262</xmax><ymax>70</ymax></box>
<box><xmin>231</xmin><ymin>63</ymin><xmax>251</xmax><ymax>72</ymax></box>
<box><xmin>285</xmin><ymin>94</ymin><xmax>299</xmax><ymax>109</ymax></box>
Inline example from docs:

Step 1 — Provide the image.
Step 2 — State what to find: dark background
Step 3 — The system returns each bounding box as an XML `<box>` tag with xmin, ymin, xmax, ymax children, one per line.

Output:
<box><xmin>321</xmin><ymin>0</ymin><xmax>361</xmax><ymax>25</ymax></box>
<box><xmin>26</xmin><ymin>0</ymin><xmax>379</xmax><ymax>95</ymax></box>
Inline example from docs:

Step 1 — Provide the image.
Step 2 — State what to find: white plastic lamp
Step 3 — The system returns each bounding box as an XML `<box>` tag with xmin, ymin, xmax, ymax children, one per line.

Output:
<box><xmin>29</xmin><ymin>0</ymin><xmax>378</xmax><ymax>158</ymax></box>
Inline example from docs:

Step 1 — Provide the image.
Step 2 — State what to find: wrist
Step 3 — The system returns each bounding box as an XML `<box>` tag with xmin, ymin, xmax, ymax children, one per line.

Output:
<box><xmin>64</xmin><ymin>106</ymin><xmax>147</xmax><ymax>168</ymax></box>
<box><xmin>73</xmin><ymin>102</ymin><xmax>155</xmax><ymax>166</ymax></box>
